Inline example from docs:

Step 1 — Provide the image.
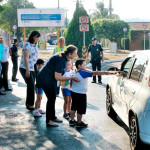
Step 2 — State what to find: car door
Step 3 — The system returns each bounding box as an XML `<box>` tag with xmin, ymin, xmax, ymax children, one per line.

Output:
<box><xmin>123</xmin><ymin>53</ymin><xmax>148</xmax><ymax>114</ymax></box>
<box><xmin>114</xmin><ymin>57</ymin><xmax>135</xmax><ymax>115</ymax></box>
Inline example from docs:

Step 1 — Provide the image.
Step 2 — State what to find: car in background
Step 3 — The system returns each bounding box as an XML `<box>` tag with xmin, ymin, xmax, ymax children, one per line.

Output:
<box><xmin>106</xmin><ymin>50</ymin><xmax>150</xmax><ymax>150</ymax></box>
<box><xmin>18</xmin><ymin>40</ymin><xmax>24</xmax><ymax>48</ymax></box>
<box><xmin>47</xmin><ymin>38</ymin><xmax>57</xmax><ymax>45</ymax></box>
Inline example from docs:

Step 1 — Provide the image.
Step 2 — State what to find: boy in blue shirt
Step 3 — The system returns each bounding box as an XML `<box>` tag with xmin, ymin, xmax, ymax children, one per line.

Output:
<box><xmin>70</xmin><ymin>59</ymin><xmax>110</xmax><ymax>128</ymax></box>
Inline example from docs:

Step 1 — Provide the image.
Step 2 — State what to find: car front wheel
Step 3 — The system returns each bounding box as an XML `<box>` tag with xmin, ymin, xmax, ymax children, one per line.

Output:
<box><xmin>129</xmin><ymin>115</ymin><xmax>142</xmax><ymax>150</ymax></box>
<box><xmin>106</xmin><ymin>88</ymin><xmax>116</xmax><ymax>118</ymax></box>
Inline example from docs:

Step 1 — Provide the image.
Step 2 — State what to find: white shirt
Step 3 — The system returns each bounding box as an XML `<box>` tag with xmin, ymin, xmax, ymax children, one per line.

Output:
<box><xmin>72</xmin><ymin>70</ymin><xmax>93</xmax><ymax>94</ymax></box>
<box><xmin>1</xmin><ymin>45</ymin><xmax>9</xmax><ymax>62</ymax></box>
<box><xmin>20</xmin><ymin>42</ymin><xmax>38</xmax><ymax>71</ymax></box>
<box><xmin>61</xmin><ymin>70</ymin><xmax>75</xmax><ymax>90</ymax></box>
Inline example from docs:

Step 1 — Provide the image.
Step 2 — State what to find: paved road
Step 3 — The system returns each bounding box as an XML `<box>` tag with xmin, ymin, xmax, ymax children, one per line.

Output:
<box><xmin>0</xmin><ymin>60</ymin><xmax>136</xmax><ymax>150</ymax></box>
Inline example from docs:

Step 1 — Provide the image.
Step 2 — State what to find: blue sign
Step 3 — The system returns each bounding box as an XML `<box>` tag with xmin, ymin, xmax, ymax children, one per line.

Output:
<box><xmin>21</xmin><ymin>14</ymin><xmax>61</xmax><ymax>21</ymax></box>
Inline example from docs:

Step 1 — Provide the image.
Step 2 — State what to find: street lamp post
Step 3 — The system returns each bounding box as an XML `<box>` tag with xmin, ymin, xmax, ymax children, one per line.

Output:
<box><xmin>123</xmin><ymin>27</ymin><xmax>127</xmax><ymax>52</ymax></box>
<box><xmin>143</xmin><ymin>24</ymin><xmax>147</xmax><ymax>50</ymax></box>
<box><xmin>148</xmin><ymin>31</ymin><xmax>150</xmax><ymax>49</ymax></box>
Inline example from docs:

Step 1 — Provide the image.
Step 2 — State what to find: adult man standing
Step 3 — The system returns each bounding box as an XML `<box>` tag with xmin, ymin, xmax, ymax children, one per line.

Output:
<box><xmin>0</xmin><ymin>37</ymin><xmax>6</xmax><ymax>95</ymax></box>
<box><xmin>53</xmin><ymin>37</ymin><xmax>67</xmax><ymax>96</ymax></box>
<box><xmin>0</xmin><ymin>38</ymin><xmax>12</xmax><ymax>92</ymax></box>
<box><xmin>86</xmin><ymin>37</ymin><xmax>104</xmax><ymax>84</ymax></box>
<box><xmin>10</xmin><ymin>39</ymin><xmax>19</xmax><ymax>82</ymax></box>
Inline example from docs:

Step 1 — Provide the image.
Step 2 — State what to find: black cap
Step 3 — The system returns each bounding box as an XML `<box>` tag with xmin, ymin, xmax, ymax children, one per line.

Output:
<box><xmin>92</xmin><ymin>37</ymin><xmax>97</xmax><ymax>41</ymax></box>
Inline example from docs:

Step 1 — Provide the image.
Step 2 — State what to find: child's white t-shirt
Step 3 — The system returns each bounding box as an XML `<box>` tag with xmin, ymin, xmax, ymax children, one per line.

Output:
<box><xmin>71</xmin><ymin>70</ymin><xmax>93</xmax><ymax>94</ymax></box>
<box><xmin>61</xmin><ymin>70</ymin><xmax>75</xmax><ymax>90</ymax></box>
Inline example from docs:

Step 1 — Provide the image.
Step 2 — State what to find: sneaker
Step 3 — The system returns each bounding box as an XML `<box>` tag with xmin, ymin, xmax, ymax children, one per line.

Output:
<box><xmin>63</xmin><ymin>113</ymin><xmax>69</xmax><ymax>119</ymax></box>
<box><xmin>38</xmin><ymin>109</ymin><xmax>46</xmax><ymax>114</ymax></box>
<box><xmin>76</xmin><ymin>121</ymin><xmax>88</xmax><ymax>128</ymax></box>
<box><xmin>69</xmin><ymin>120</ymin><xmax>77</xmax><ymax>126</ymax></box>
<box><xmin>98</xmin><ymin>81</ymin><xmax>102</xmax><ymax>84</ymax></box>
<box><xmin>91</xmin><ymin>81</ymin><xmax>96</xmax><ymax>83</ymax></box>
<box><xmin>33</xmin><ymin>110</ymin><xmax>42</xmax><ymax>117</ymax></box>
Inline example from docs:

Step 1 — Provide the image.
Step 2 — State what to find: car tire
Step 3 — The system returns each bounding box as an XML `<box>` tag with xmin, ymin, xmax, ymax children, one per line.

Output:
<box><xmin>129</xmin><ymin>115</ymin><xmax>142</xmax><ymax>150</ymax></box>
<box><xmin>106</xmin><ymin>87</ymin><xmax>116</xmax><ymax>119</ymax></box>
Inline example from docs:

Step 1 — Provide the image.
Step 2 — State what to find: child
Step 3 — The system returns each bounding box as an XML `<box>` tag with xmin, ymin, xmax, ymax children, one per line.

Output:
<box><xmin>33</xmin><ymin>59</ymin><xmax>45</xmax><ymax>117</ymax></box>
<box><xmin>61</xmin><ymin>60</ymin><xmax>75</xmax><ymax>119</ymax></box>
<box><xmin>69</xmin><ymin>59</ymin><xmax>110</xmax><ymax>127</ymax></box>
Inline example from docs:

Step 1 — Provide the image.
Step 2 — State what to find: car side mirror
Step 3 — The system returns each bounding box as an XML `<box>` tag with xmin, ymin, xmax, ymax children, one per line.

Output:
<box><xmin>107</xmin><ymin>67</ymin><xmax>119</xmax><ymax>71</ymax></box>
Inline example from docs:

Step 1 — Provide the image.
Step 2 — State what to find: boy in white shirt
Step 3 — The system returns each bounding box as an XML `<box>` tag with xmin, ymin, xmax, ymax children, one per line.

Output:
<box><xmin>70</xmin><ymin>59</ymin><xmax>110</xmax><ymax>128</ymax></box>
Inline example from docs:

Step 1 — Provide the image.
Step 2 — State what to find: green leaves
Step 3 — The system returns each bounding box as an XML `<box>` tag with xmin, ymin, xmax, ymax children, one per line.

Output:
<box><xmin>65</xmin><ymin>1</ymin><xmax>94</xmax><ymax>58</ymax></box>
<box><xmin>92</xmin><ymin>19</ymin><xmax>130</xmax><ymax>42</ymax></box>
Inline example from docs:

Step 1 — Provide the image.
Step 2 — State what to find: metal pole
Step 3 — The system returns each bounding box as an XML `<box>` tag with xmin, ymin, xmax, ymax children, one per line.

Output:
<box><xmin>124</xmin><ymin>31</ymin><xmax>125</xmax><ymax>51</ymax></box>
<box><xmin>149</xmin><ymin>35</ymin><xmax>150</xmax><ymax>49</ymax></box>
<box><xmin>57</xmin><ymin>0</ymin><xmax>60</xmax><ymax>46</ymax></box>
<box><xmin>83</xmin><ymin>31</ymin><xmax>85</xmax><ymax>46</ymax></box>
<box><xmin>58</xmin><ymin>0</ymin><xmax>59</xmax><ymax>8</ymax></box>
<box><xmin>144</xmin><ymin>29</ymin><xmax>145</xmax><ymax>50</ymax></box>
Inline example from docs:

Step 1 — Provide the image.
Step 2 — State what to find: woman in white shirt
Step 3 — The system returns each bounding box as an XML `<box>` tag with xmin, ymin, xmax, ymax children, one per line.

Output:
<box><xmin>20</xmin><ymin>31</ymin><xmax>41</xmax><ymax>110</ymax></box>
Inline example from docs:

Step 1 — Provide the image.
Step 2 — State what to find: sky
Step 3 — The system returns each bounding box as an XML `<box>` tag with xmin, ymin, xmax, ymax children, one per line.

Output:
<box><xmin>28</xmin><ymin>0</ymin><xmax>150</xmax><ymax>22</ymax></box>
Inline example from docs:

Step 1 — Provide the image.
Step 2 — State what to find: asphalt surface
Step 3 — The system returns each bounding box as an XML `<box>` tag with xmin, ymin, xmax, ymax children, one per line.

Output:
<box><xmin>0</xmin><ymin>59</ymin><xmax>134</xmax><ymax>150</ymax></box>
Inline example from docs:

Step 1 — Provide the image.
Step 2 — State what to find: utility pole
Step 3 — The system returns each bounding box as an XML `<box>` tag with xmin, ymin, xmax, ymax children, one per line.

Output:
<box><xmin>57</xmin><ymin>0</ymin><xmax>60</xmax><ymax>46</ymax></box>
<box><xmin>109</xmin><ymin>0</ymin><xmax>112</xmax><ymax>19</ymax></box>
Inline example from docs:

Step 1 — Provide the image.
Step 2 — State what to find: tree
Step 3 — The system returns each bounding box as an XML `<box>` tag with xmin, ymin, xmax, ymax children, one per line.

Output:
<box><xmin>65</xmin><ymin>0</ymin><xmax>94</xmax><ymax>57</ymax></box>
<box><xmin>0</xmin><ymin>0</ymin><xmax>35</xmax><ymax>39</ymax></box>
<box><xmin>92</xmin><ymin>19</ymin><xmax>129</xmax><ymax>42</ymax></box>
<box><xmin>0</xmin><ymin>0</ymin><xmax>4</xmax><ymax>12</ymax></box>
<box><xmin>91</xmin><ymin>2</ymin><xmax>119</xmax><ymax>21</ymax></box>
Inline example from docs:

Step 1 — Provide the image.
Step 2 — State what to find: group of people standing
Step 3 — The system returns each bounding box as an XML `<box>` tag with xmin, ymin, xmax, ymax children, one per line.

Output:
<box><xmin>0</xmin><ymin>30</ymin><xmax>108</xmax><ymax>128</ymax></box>
<box><xmin>0</xmin><ymin>38</ymin><xmax>19</xmax><ymax>95</ymax></box>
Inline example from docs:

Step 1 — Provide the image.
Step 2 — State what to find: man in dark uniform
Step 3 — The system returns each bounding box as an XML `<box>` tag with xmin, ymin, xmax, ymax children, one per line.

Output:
<box><xmin>86</xmin><ymin>37</ymin><xmax>104</xmax><ymax>84</ymax></box>
<box><xmin>10</xmin><ymin>39</ymin><xmax>19</xmax><ymax>82</ymax></box>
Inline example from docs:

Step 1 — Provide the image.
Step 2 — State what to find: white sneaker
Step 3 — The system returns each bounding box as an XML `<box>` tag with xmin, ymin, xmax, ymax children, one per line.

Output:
<box><xmin>38</xmin><ymin>109</ymin><xmax>46</xmax><ymax>114</ymax></box>
<box><xmin>33</xmin><ymin>110</ymin><xmax>42</xmax><ymax>117</ymax></box>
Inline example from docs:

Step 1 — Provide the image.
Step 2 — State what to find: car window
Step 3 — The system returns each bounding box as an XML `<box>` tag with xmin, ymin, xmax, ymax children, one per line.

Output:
<box><xmin>130</xmin><ymin>53</ymin><xmax>148</xmax><ymax>82</ymax></box>
<box><xmin>121</xmin><ymin>57</ymin><xmax>134</xmax><ymax>75</ymax></box>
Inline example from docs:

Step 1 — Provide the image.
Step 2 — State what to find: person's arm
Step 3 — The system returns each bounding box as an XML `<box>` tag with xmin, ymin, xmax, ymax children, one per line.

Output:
<box><xmin>24</xmin><ymin>49</ymin><xmax>30</xmax><ymax>78</ymax></box>
<box><xmin>55</xmin><ymin>72</ymin><xmax>80</xmax><ymax>82</ymax></box>
<box><xmin>9</xmin><ymin>48</ymin><xmax>12</xmax><ymax>56</ymax></box>
<box><xmin>93</xmin><ymin>71</ymin><xmax>110</xmax><ymax>76</ymax></box>
<box><xmin>101</xmin><ymin>51</ymin><xmax>104</xmax><ymax>63</ymax></box>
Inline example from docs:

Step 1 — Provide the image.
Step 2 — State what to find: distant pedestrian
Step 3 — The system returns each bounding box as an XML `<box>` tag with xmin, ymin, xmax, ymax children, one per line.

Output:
<box><xmin>69</xmin><ymin>59</ymin><xmax>109</xmax><ymax>128</ymax></box>
<box><xmin>53</xmin><ymin>37</ymin><xmax>67</xmax><ymax>96</ymax></box>
<box><xmin>0</xmin><ymin>37</ymin><xmax>5</xmax><ymax>95</ymax></box>
<box><xmin>61</xmin><ymin>59</ymin><xmax>75</xmax><ymax>119</ymax></box>
<box><xmin>19</xmin><ymin>31</ymin><xmax>41</xmax><ymax>110</ymax></box>
<box><xmin>0</xmin><ymin>38</ymin><xmax>12</xmax><ymax>92</ymax></box>
<box><xmin>86</xmin><ymin>37</ymin><xmax>104</xmax><ymax>84</ymax></box>
<box><xmin>37</xmin><ymin>45</ymin><xmax>79</xmax><ymax>127</ymax></box>
<box><xmin>10</xmin><ymin>39</ymin><xmax>19</xmax><ymax>82</ymax></box>
<box><xmin>33</xmin><ymin>59</ymin><xmax>46</xmax><ymax>117</ymax></box>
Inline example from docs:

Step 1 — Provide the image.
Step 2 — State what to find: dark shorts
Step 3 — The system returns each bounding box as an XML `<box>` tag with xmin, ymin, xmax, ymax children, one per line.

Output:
<box><xmin>62</xmin><ymin>88</ymin><xmax>71</xmax><ymax>96</ymax></box>
<box><xmin>35</xmin><ymin>86</ymin><xmax>43</xmax><ymax>94</ymax></box>
<box><xmin>71</xmin><ymin>91</ymin><xmax>87</xmax><ymax>114</ymax></box>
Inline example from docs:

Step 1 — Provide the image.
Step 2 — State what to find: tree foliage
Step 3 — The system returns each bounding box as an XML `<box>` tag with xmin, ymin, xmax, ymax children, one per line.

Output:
<box><xmin>0</xmin><ymin>0</ymin><xmax>35</xmax><ymax>38</ymax></box>
<box><xmin>65</xmin><ymin>0</ymin><xmax>94</xmax><ymax>57</ymax></box>
<box><xmin>91</xmin><ymin>2</ymin><xmax>119</xmax><ymax>21</ymax></box>
<box><xmin>92</xmin><ymin>19</ymin><xmax>130</xmax><ymax>42</ymax></box>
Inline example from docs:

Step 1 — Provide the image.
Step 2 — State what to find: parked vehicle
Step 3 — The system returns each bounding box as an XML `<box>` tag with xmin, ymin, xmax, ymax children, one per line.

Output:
<box><xmin>106</xmin><ymin>50</ymin><xmax>150</xmax><ymax>150</ymax></box>
<box><xmin>47</xmin><ymin>38</ymin><xmax>57</xmax><ymax>45</ymax></box>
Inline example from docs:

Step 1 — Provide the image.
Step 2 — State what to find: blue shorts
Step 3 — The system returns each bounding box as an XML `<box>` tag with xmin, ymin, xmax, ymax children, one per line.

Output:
<box><xmin>35</xmin><ymin>87</ymin><xmax>43</xmax><ymax>94</ymax></box>
<box><xmin>62</xmin><ymin>88</ymin><xmax>71</xmax><ymax>96</ymax></box>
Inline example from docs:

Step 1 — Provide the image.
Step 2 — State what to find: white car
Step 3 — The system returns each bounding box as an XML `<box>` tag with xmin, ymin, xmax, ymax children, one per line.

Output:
<box><xmin>106</xmin><ymin>50</ymin><xmax>150</xmax><ymax>150</ymax></box>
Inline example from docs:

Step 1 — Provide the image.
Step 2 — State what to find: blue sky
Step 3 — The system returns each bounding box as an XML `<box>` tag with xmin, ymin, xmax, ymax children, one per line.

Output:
<box><xmin>29</xmin><ymin>0</ymin><xmax>150</xmax><ymax>22</ymax></box>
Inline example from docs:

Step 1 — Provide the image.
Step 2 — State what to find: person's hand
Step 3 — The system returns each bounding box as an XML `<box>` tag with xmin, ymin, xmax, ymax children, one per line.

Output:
<box><xmin>71</xmin><ymin>77</ymin><xmax>80</xmax><ymax>82</ymax></box>
<box><xmin>116</xmin><ymin>71</ymin><xmax>127</xmax><ymax>77</ymax></box>
<box><xmin>25</xmin><ymin>70</ymin><xmax>30</xmax><ymax>78</ymax></box>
